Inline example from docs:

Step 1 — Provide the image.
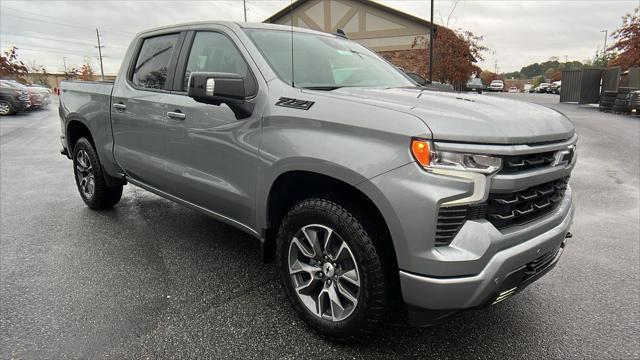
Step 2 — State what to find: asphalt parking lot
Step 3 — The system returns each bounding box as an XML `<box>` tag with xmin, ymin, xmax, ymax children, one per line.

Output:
<box><xmin>1</xmin><ymin>94</ymin><xmax>638</xmax><ymax>359</ymax></box>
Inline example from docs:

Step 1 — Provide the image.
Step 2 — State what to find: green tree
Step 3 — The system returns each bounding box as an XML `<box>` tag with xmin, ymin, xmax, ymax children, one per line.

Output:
<box><xmin>589</xmin><ymin>50</ymin><xmax>617</xmax><ymax>68</ymax></box>
<box><xmin>532</xmin><ymin>75</ymin><xmax>546</xmax><ymax>87</ymax></box>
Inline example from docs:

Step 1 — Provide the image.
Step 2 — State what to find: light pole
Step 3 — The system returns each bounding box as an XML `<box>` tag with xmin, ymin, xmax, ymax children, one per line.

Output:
<box><xmin>243</xmin><ymin>0</ymin><xmax>247</xmax><ymax>22</ymax></box>
<box><xmin>428</xmin><ymin>0</ymin><xmax>434</xmax><ymax>83</ymax></box>
<box><xmin>600</xmin><ymin>29</ymin><xmax>608</xmax><ymax>57</ymax></box>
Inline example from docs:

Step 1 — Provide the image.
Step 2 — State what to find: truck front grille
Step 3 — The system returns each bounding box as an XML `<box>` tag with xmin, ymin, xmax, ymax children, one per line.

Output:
<box><xmin>499</xmin><ymin>151</ymin><xmax>556</xmax><ymax>173</ymax></box>
<box><xmin>486</xmin><ymin>177</ymin><xmax>569</xmax><ymax>229</ymax></box>
<box><xmin>434</xmin><ymin>177</ymin><xmax>569</xmax><ymax>246</ymax></box>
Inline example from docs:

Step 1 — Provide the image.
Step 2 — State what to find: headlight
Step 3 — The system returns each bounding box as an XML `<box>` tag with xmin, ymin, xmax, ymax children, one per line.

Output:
<box><xmin>411</xmin><ymin>139</ymin><xmax>502</xmax><ymax>206</ymax></box>
<box><xmin>410</xmin><ymin>139</ymin><xmax>502</xmax><ymax>174</ymax></box>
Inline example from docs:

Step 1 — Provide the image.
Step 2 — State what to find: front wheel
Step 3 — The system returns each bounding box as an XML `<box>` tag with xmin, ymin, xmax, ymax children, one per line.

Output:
<box><xmin>73</xmin><ymin>137</ymin><xmax>123</xmax><ymax>209</ymax></box>
<box><xmin>0</xmin><ymin>101</ymin><xmax>15</xmax><ymax>116</ymax></box>
<box><xmin>277</xmin><ymin>198</ymin><xmax>388</xmax><ymax>343</ymax></box>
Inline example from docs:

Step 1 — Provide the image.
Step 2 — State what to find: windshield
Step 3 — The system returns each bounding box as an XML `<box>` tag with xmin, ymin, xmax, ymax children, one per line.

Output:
<box><xmin>245</xmin><ymin>29</ymin><xmax>415</xmax><ymax>89</ymax></box>
<box><xmin>468</xmin><ymin>78</ymin><xmax>482</xmax><ymax>85</ymax></box>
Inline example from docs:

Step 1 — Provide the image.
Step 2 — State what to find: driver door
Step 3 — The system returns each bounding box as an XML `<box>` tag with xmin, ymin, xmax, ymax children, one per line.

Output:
<box><xmin>162</xmin><ymin>29</ymin><xmax>262</xmax><ymax>229</ymax></box>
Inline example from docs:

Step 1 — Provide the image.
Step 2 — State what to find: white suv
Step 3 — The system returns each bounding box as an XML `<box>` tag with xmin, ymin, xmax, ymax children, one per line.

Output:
<box><xmin>489</xmin><ymin>80</ymin><xmax>505</xmax><ymax>92</ymax></box>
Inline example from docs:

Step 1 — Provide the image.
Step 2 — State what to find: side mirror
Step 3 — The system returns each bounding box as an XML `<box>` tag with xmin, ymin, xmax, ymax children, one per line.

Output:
<box><xmin>187</xmin><ymin>72</ymin><xmax>254</xmax><ymax>119</ymax></box>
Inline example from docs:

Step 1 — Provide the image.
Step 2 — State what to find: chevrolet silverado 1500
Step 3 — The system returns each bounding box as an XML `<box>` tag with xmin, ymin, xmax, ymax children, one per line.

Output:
<box><xmin>59</xmin><ymin>22</ymin><xmax>576</xmax><ymax>342</ymax></box>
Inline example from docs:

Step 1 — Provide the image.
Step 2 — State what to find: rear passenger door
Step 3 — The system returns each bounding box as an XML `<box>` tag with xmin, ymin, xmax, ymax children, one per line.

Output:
<box><xmin>111</xmin><ymin>32</ymin><xmax>184</xmax><ymax>191</ymax></box>
<box><xmin>162</xmin><ymin>29</ymin><xmax>263</xmax><ymax>229</ymax></box>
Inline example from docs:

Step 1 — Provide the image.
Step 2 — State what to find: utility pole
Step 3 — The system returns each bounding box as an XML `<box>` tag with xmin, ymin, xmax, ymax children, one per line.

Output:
<box><xmin>428</xmin><ymin>0</ymin><xmax>434</xmax><ymax>83</ymax></box>
<box><xmin>600</xmin><ymin>29</ymin><xmax>608</xmax><ymax>57</ymax></box>
<box><xmin>564</xmin><ymin>55</ymin><xmax>568</xmax><ymax>64</ymax></box>
<box><xmin>243</xmin><ymin>0</ymin><xmax>247</xmax><ymax>22</ymax></box>
<box><xmin>95</xmin><ymin>28</ymin><xmax>105</xmax><ymax>80</ymax></box>
<box><xmin>494</xmin><ymin>60</ymin><xmax>498</xmax><ymax>74</ymax></box>
<box><xmin>62</xmin><ymin>56</ymin><xmax>68</xmax><ymax>73</ymax></box>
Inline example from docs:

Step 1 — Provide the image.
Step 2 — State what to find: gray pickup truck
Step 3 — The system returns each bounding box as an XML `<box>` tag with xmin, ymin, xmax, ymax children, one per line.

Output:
<box><xmin>59</xmin><ymin>22</ymin><xmax>576</xmax><ymax>342</ymax></box>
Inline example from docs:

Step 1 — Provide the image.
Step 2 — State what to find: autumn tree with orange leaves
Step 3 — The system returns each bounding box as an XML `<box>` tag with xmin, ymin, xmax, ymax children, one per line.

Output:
<box><xmin>608</xmin><ymin>7</ymin><xmax>639</xmax><ymax>69</ymax></box>
<box><xmin>411</xmin><ymin>26</ymin><xmax>488</xmax><ymax>86</ymax></box>
<box><xmin>80</xmin><ymin>62</ymin><xmax>95</xmax><ymax>81</ymax></box>
<box><xmin>0</xmin><ymin>46</ymin><xmax>29</xmax><ymax>81</ymax></box>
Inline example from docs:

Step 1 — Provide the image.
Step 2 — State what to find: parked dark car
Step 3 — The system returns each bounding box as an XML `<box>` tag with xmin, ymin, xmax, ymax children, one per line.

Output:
<box><xmin>464</xmin><ymin>78</ymin><xmax>485</xmax><ymax>93</ymax></box>
<box><xmin>535</xmin><ymin>82</ymin><xmax>551</xmax><ymax>93</ymax></box>
<box><xmin>630</xmin><ymin>90</ymin><xmax>640</xmax><ymax>115</ymax></box>
<box><xmin>0</xmin><ymin>81</ymin><xmax>31</xmax><ymax>115</ymax></box>
<box><xmin>1</xmin><ymin>80</ymin><xmax>50</xmax><ymax>108</ymax></box>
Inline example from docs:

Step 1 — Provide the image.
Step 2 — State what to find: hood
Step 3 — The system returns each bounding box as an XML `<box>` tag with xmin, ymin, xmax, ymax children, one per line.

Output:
<box><xmin>329</xmin><ymin>87</ymin><xmax>574</xmax><ymax>144</ymax></box>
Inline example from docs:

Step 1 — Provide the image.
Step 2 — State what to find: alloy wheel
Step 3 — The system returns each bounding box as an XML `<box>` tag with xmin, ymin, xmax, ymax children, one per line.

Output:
<box><xmin>0</xmin><ymin>102</ymin><xmax>11</xmax><ymax>115</ymax></box>
<box><xmin>288</xmin><ymin>224</ymin><xmax>361</xmax><ymax>322</ymax></box>
<box><xmin>75</xmin><ymin>149</ymin><xmax>95</xmax><ymax>199</ymax></box>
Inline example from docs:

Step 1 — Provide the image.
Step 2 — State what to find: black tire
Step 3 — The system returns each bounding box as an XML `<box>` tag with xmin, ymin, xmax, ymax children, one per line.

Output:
<box><xmin>72</xmin><ymin>137</ymin><xmax>123</xmax><ymax>209</ymax></box>
<box><xmin>0</xmin><ymin>100</ymin><xmax>15</xmax><ymax>116</ymax></box>
<box><xmin>276</xmin><ymin>198</ymin><xmax>387</xmax><ymax>343</ymax></box>
<box><xmin>612</xmin><ymin>106</ymin><xmax>630</xmax><ymax>113</ymax></box>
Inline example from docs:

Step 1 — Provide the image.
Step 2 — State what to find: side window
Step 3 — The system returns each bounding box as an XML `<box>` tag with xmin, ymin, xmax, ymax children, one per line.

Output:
<box><xmin>131</xmin><ymin>33</ymin><xmax>179</xmax><ymax>89</ymax></box>
<box><xmin>183</xmin><ymin>32</ymin><xmax>249</xmax><ymax>91</ymax></box>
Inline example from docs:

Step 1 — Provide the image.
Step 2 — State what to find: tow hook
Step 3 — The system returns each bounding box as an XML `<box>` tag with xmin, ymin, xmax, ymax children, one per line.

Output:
<box><xmin>561</xmin><ymin>232</ymin><xmax>573</xmax><ymax>248</ymax></box>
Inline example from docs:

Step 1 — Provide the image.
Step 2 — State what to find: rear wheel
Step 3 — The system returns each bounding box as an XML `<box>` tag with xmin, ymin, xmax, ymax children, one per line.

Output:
<box><xmin>277</xmin><ymin>198</ymin><xmax>387</xmax><ymax>343</ymax></box>
<box><xmin>73</xmin><ymin>138</ymin><xmax>123</xmax><ymax>209</ymax></box>
<box><xmin>0</xmin><ymin>101</ymin><xmax>15</xmax><ymax>116</ymax></box>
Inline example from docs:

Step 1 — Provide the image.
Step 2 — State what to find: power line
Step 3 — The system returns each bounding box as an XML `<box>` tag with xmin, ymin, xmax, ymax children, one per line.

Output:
<box><xmin>0</xmin><ymin>44</ymin><xmax>93</xmax><ymax>57</ymax></box>
<box><xmin>0</xmin><ymin>32</ymin><xmax>127</xmax><ymax>49</ymax></box>
<box><xmin>0</xmin><ymin>41</ymin><xmax>117</xmax><ymax>57</ymax></box>
<box><xmin>2</xmin><ymin>32</ymin><xmax>95</xmax><ymax>46</ymax></box>
<box><xmin>1</xmin><ymin>7</ymin><xmax>134</xmax><ymax>37</ymax></box>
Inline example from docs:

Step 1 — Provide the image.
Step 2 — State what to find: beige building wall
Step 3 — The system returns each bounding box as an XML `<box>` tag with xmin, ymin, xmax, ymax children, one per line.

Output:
<box><xmin>268</xmin><ymin>0</ymin><xmax>430</xmax><ymax>51</ymax></box>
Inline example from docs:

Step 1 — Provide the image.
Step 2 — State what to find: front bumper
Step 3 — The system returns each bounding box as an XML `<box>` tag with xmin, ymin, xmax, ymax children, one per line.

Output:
<box><xmin>400</xmin><ymin>198</ymin><xmax>573</xmax><ymax>314</ymax></box>
<box><xmin>12</xmin><ymin>99</ymin><xmax>30</xmax><ymax>111</ymax></box>
<box><xmin>357</xmin><ymin>136</ymin><xmax>577</xmax><ymax>325</ymax></box>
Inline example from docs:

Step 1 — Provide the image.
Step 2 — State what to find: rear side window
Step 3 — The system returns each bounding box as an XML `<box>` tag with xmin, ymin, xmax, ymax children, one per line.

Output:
<box><xmin>182</xmin><ymin>32</ymin><xmax>249</xmax><ymax>91</ymax></box>
<box><xmin>132</xmin><ymin>33</ymin><xmax>179</xmax><ymax>89</ymax></box>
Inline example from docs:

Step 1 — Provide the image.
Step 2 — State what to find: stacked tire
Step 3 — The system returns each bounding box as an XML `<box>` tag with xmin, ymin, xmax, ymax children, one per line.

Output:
<box><xmin>612</xmin><ymin>87</ymin><xmax>638</xmax><ymax>114</ymax></box>
<box><xmin>599</xmin><ymin>90</ymin><xmax>616</xmax><ymax>111</ymax></box>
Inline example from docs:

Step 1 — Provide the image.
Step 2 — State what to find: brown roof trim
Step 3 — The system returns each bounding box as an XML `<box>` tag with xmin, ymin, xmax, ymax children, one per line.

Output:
<box><xmin>263</xmin><ymin>0</ymin><xmax>436</xmax><ymax>30</ymax></box>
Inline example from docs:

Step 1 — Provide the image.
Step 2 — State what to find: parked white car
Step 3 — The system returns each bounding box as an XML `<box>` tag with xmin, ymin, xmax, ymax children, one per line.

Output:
<box><xmin>489</xmin><ymin>80</ymin><xmax>504</xmax><ymax>92</ymax></box>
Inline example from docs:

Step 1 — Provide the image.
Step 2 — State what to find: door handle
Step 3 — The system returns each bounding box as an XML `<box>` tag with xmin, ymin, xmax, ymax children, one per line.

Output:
<box><xmin>167</xmin><ymin>111</ymin><xmax>186</xmax><ymax>120</ymax></box>
<box><xmin>112</xmin><ymin>103</ymin><xmax>126</xmax><ymax>110</ymax></box>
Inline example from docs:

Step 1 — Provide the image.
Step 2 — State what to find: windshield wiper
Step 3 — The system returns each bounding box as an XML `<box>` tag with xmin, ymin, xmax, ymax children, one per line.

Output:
<box><xmin>303</xmin><ymin>86</ymin><xmax>343</xmax><ymax>91</ymax></box>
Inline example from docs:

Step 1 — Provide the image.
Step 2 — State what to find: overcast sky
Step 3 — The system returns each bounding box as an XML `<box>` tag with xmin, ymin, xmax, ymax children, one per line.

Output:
<box><xmin>1</xmin><ymin>0</ymin><xmax>637</xmax><ymax>75</ymax></box>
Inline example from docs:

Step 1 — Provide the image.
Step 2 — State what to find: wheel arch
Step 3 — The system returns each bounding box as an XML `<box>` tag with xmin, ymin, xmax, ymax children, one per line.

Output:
<box><xmin>261</xmin><ymin>167</ymin><xmax>399</xmax><ymax>277</ymax></box>
<box><xmin>66</xmin><ymin>118</ymin><xmax>94</xmax><ymax>152</ymax></box>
